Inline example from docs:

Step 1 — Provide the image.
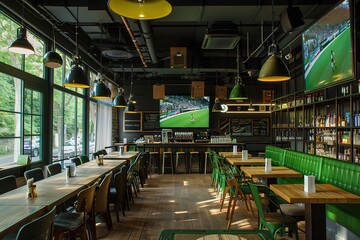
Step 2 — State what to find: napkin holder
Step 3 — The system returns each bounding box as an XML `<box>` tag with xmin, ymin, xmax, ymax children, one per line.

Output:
<box><xmin>304</xmin><ymin>175</ymin><xmax>316</xmax><ymax>193</ymax></box>
<box><xmin>242</xmin><ymin>150</ymin><xmax>248</xmax><ymax>160</ymax></box>
<box><xmin>232</xmin><ymin>145</ymin><xmax>237</xmax><ymax>154</ymax></box>
<box><xmin>265</xmin><ymin>158</ymin><xmax>272</xmax><ymax>171</ymax></box>
<box><xmin>119</xmin><ymin>146</ymin><xmax>123</xmax><ymax>155</ymax></box>
<box><xmin>66</xmin><ymin>163</ymin><xmax>77</xmax><ymax>177</ymax></box>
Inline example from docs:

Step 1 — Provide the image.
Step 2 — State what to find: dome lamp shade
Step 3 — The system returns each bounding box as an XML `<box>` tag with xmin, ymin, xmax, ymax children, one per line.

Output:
<box><xmin>9</xmin><ymin>27</ymin><xmax>35</xmax><ymax>55</ymax></box>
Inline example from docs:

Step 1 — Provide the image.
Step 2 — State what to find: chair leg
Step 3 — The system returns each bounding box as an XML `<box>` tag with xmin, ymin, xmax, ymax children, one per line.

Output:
<box><xmin>227</xmin><ymin>195</ymin><xmax>238</xmax><ymax>229</ymax></box>
<box><xmin>220</xmin><ymin>186</ymin><xmax>230</xmax><ymax>212</ymax></box>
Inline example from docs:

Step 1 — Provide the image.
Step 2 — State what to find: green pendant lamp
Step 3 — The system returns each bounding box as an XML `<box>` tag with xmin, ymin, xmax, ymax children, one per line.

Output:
<box><xmin>43</xmin><ymin>27</ymin><xmax>63</xmax><ymax>68</ymax></box>
<box><xmin>63</xmin><ymin>4</ymin><xmax>90</xmax><ymax>88</ymax></box>
<box><xmin>257</xmin><ymin>0</ymin><xmax>291</xmax><ymax>82</ymax></box>
<box><xmin>229</xmin><ymin>44</ymin><xmax>248</xmax><ymax>100</ymax></box>
<box><xmin>92</xmin><ymin>73</ymin><xmax>111</xmax><ymax>99</ymax></box>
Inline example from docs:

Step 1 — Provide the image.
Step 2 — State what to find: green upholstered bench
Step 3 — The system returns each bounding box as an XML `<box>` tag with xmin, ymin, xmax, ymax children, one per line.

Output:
<box><xmin>265</xmin><ymin>145</ymin><xmax>360</xmax><ymax>237</ymax></box>
<box><xmin>265</xmin><ymin>145</ymin><xmax>285</xmax><ymax>166</ymax></box>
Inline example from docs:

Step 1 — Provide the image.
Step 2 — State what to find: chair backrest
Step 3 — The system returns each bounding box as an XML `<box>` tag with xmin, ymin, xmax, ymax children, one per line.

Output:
<box><xmin>92</xmin><ymin>151</ymin><xmax>100</xmax><ymax>160</ymax></box>
<box><xmin>24</xmin><ymin>168</ymin><xmax>44</xmax><ymax>182</ymax></box>
<box><xmin>79</xmin><ymin>155</ymin><xmax>90</xmax><ymax>164</ymax></box>
<box><xmin>15</xmin><ymin>206</ymin><xmax>56</xmax><ymax>240</ymax></box>
<box><xmin>47</xmin><ymin>163</ymin><xmax>62</xmax><ymax>177</ymax></box>
<box><xmin>128</xmin><ymin>152</ymin><xmax>144</xmax><ymax>174</ymax></box>
<box><xmin>114</xmin><ymin>165</ymin><xmax>128</xmax><ymax>200</ymax></box>
<box><xmin>248</xmin><ymin>182</ymin><xmax>266</xmax><ymax>221</ymax></box>
<box><xmin>0</xmin><ymin>175</ymin><xmax>17</xmax><ymax>194</ymax></box>
<box><xmin>71</xmin><ymin>157</ymin><xmax>82</xmax><ymax>166</ymax></box>
<box><xmin>76</xmin><ymin>183</ymin><xmax>97</xmax><ymax>213</ymax></box>
<box><xmin>99</xmin><ymin>149</ymin><xmax>108</xmax><ymax>155</ymax></box>
<box><xmin>95</xmin><ymin>171</ymin><xmax>113</xmax><ymax>213</ymax></box>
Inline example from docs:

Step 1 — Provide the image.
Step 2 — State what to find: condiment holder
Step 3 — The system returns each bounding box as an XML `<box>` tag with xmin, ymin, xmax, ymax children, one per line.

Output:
<box><xmin>97</xmin><ymin>155</ymin><xmax>104</xmax><ymax>166</ymax></box>
<box><xmin>265</xmin><ymin>158</ymin><xmax>272</xmax><ymax>171</ymax></box>
<box><xmin>26</xmin><ymin>178</ymin><xmax>37</xmax><ymax>198</ymax></box>
<box><xmin>66</xmin><ymin>163</ymin><xmax>77</xmax><ymax>178</ymax></box>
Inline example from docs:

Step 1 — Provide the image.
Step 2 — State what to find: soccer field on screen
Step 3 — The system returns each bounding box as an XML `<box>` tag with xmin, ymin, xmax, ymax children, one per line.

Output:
<box><xmin>305</xmin><ymin>27</ymin><xmax>352</xmax><ymax>91</ymax></box>
<box><xmin>160</xmin><ymin>109</ymin><xmax>209</xmax><ymax>128</ymax></box>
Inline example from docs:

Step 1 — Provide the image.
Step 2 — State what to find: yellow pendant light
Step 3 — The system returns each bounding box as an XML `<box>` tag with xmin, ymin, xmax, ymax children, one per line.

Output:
<box><xmin>108</xmin><ymin>0</ymin><xmax>172</xmax><ymax>20</ymax></box>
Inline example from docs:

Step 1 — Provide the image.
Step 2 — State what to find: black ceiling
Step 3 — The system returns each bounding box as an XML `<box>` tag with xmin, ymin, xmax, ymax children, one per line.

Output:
<box><xmin>7</xmin><ymin>0</ymin><xmax>341</xmax><ymax>83</ymax></box>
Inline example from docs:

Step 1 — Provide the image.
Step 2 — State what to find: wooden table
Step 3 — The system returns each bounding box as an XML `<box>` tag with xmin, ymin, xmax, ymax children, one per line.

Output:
<box><xmin>104</xmin><ymin>151</ymin><xmax>139</xmax><ymax>161</ymax></box>
<box><xmin>0</xmin><ymin>159</ymin><xmax>125</xmax><ymax>238</ymax></box>
<box><xmin>225</xmin><ymin>157</ymin><xmax>264</xmax><ymax>166</ymax></box>
<box><xmin>219</xmin><ymin>152</ymin><xmax>252</xmax><ymax>158</ymax></box>
<box><xmin>270</xmin><ymin>184</ymin><xmax>360</xmax><ymax>240</ymax></box>
<box><xmin>241</xmin><ymin>166</ymin><xmax>303</xmax><ymax>184</ymax></box>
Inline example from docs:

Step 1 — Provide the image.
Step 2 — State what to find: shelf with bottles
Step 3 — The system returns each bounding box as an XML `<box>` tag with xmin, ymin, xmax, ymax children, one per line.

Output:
<box><xmin>315</xmin><ymin>129</ymin><xmax>337</xmax><ymax>145</ymax></box>
<box><xmin>315</xmin><ymin>143</ymin><xmax>336</xmax><ymax>158</ymax></box>
<box><xmin>338</xmin><ymin>145</ymin><xmax>352</xmax><ymax>162</ymax></box>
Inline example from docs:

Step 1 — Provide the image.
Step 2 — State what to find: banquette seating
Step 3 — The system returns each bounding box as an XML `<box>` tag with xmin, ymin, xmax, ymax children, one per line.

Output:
<box><xmin>265</xmin><ymin>145</ymin><xmax>360</xmax><ymax>237</ymax></box>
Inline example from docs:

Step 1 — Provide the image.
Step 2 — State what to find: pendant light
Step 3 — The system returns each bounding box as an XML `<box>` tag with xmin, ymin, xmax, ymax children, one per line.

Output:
<box><xmin>8</xmin><ymin>0</ymin><xmax>35</xmax><ymax>55</ymax></box>
<box><xmin>108</xmin><ymin>0</ymin><xmax>172</xmax><ymax>20</ymax></box>
<box><xmin>248</xmin><ymin>102</ymin><xmax>255</xmax><ymax>111</ymax></box>
<box><xmin>125</xmin><ymin>65</ymin><xmax>137</xmax><ymax>113</ymax></box>
<box><xmin>212</xmin><ymin>98</ymin><xmax>223</xmax><ymax>112</ymax></box>
<box><xmin>91</xmin><ymin>73</ymin><xmax>111</xmax><ymax>99</ymax></box>
<box><xmin>229</xmin><ymin>44</ymin><xmax>248</xmax><ymax>100</ymax></box>
<box><xmin>258</xmin><ymin>0</ymin><xmax>291</xmax><ymax>82</ymax></box>
<box><xmin>63</xmin><ymin>1</ymin><xmax>90</xmax><ymax>88</ymax></box>
<box><xmin>113</xmin><ymin>72</ymin><xmax>127</xmax><ymax>108</ymax></box>
<box><xmin>43</xmin><ymin>27</ymin><xmax>63</xmax><ymax>68</ymax></box>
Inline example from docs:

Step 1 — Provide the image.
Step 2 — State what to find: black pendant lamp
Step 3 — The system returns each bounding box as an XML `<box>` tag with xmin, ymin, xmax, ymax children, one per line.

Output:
<box><xmin>229</xmin><ymin>44</ymin><xmax>248</xmax><ymax>100</ymax></box>
<box><xmin>8</xmin><ymin>1</ymin><xmax>35</xmax><ymax>55</ymax></box>
<box><xmin>125</xmin><ymin>65</ymin><xmax>137</xmax><ymax>113</ymax></box>
<box><xmin>258</xmin><ymin>0</ymin><xmax>291</xmax><ymax>82</ymax></box>
<box><xmin>92</xmin><ymin>73</ymin><xmax>111</xmax><ymax>99</ymax></box>
<box><xmin>63</xmin><ymin>3</ymin><xmax>89</xmax><ymax>88</ymax></box>
<box><xmin>212</xmin><ymin>98</ymin><xmax>223</xmax><ymax>112</ymax></box>
<box><xmin>113</xmin><ymin>72</ymin><xmax>127</xmax><ymax>108</ymax></box>
<box><xmin>43</xmin><ymin>27</ymin><xmax>63</xmax><ymax>68</ymax></box>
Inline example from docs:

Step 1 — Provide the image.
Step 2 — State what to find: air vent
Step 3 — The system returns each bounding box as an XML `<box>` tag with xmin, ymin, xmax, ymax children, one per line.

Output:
<box><xmin>201</xmin><ymin>22</ymin><xmax>240</xmax><ymax>49</ymax></box>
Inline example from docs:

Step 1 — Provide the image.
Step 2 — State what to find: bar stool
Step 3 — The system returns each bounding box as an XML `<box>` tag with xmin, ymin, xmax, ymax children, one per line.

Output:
<box><xmin>189</xmin><ymin>151</ymin><xmax>200</xmax><ymax>173</ymax></box>
<box><xmin>175</xmin><ymin>151</ymin><xmax>187</xmax><ymax>173</ymax></box>
<box><xmin>162</xmin><ymin>151</ymin><xmax>173</xmax><ymax>174</ymax></box>
<box><xmin>149</xmin><ymin>151</ymin><xmax>160</xmax><ymax>177</ymax></box>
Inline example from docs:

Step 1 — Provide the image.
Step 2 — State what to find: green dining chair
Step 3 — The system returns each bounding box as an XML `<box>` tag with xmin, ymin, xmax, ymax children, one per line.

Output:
<box><xmin>247</xmin><ymin>182</ymin><xmax>299</xmax><ymax>240</ymax></box>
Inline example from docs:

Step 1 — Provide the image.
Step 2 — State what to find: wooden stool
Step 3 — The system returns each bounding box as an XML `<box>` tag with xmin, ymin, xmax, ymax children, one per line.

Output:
<box><xmin>162</xmin><ymin>151</ymin><xmax>173</xmax><ymax>174</ymax></box>
<box><xmin>189</xmin><ymin>151</ymin><xmax>200</xmax><ymax>173</ymax></box>
<box><xmin>175</xmin><ymin>152</ymin><xmax>187</xmax><ymax>173</ymax></box>
<box><xmin>149</xmin><ymin>152</ymin><xmax>160</xmax><ymax>177</ymax></box>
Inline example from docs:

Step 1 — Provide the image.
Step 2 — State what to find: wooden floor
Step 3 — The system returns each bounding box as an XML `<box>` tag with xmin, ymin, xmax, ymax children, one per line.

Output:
<box><xmin>96</xmin><ymin>174</ymin><xmax>305</xmax><ymax>240</ymax></box>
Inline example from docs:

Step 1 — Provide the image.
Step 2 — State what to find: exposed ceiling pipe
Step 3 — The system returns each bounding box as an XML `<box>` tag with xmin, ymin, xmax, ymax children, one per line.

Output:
<box><xmin>121</xmin><ymin>16</ymin><xmax>147</xmax><ymax>68</ymax></box>
<box><xmin>140</xmin><ymin>21</ymin><xmax>158</xmax><ymax>64</ymax></box>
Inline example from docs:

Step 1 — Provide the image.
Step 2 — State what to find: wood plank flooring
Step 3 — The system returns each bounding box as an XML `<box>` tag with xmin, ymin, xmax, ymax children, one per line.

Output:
<box><xmin>96</xmin><ymin>174</ymin><xmax>305</xmax><ymax>240</ymax></box>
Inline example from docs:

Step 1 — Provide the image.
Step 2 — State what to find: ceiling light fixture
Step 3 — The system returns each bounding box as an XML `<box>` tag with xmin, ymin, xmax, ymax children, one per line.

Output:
<box><xmin>92</xmin><ymin>73</ymin><xmax>111</xmax><ymax>99</ymax></box>
<box><xmin>63</xmin><ymin>1</ymin><xmax>89</xmax><ymax>88</ymax></box>
<box><xmin>108</xmin><ymin>0</ymin><xmax>172</xmax><ymax>20</ymax></box>
<box><xmin>43</xmin><ymin>26</ymin><xmax>63</xmax><ymax>68</ymax></box>
<box><xmin>258</xmin><ymin>0</ymin><xmax>291</xmax><ymax>82</ymax></box>
<box><xmin>8</xmin><ymin>0</ymin><xmax>35</xmax><ymax>55</ymax></box>
<box><xmin>113</xmin><ymin>72</ymin><xmax>127</xmax><ymax>108</ymax></box>
<box><xmin>248</xmin><ymin>102</ymin><xmax>255</xmax><ymax>111</ymax></box>
<box><xmin>212</xmin><ymin>98</ymin><xmax>223</xmax><ymax>112</ymax></box>
<box><xmin>229</xmin><ymin>44</ymin><xmax>248</xmax><ymax>100</ymax></box>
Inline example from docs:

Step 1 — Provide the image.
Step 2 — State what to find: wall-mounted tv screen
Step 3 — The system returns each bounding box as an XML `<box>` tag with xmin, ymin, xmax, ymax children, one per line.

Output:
<box><xmin>160</xmin><ymin>95</ymin><xmax>210</xmax><ymax>128</ymax></box>
<box><xmin>302</xmin><ymin>0</ymin><xmax>353</xmax><ymax>91</ymax></box>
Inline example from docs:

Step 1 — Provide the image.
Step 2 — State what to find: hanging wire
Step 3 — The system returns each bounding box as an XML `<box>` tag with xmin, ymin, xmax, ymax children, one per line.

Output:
<box><xmin>21</xmin><ymin>0</ymin><xmax>25</xmax><ymax>27</ymax></box>
<box><xmin>271</xmin><ymin>0</ymin><xmax>275</xmax><ymax>44</ymax></box>
<box><xmin>75</xmin><ymin>0</ymin><xmax>79</xmax><ymax>56</ymax></box>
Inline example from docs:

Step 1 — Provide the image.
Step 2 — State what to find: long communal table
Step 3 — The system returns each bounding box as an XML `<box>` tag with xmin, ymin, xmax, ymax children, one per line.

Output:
<box><xmin>0</xmin><ymin>159</ymin><xmax>126</xmax><ymax>238</ymax></box>
<box><xmin>225</xmin><ymin>157</ymin><xmax>265</xmax><ymax>166</ymax></box>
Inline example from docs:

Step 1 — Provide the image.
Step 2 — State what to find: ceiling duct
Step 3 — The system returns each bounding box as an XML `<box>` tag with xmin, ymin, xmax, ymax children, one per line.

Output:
<box><xmin>201</xmin><ymin>22</ymin><xmax>240</xmax><ymax>50</ymax></box>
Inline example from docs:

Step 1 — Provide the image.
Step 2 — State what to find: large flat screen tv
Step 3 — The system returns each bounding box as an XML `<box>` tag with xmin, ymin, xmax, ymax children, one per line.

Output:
<box><xmin>160</xmin><ymin>95</ymin><xmax>210</xmax><ymax>128</ymax></box>
<box><xmin>302</xmin><ymin>0</ymin><xmax>353</xmax><ymax>91</ymax></box>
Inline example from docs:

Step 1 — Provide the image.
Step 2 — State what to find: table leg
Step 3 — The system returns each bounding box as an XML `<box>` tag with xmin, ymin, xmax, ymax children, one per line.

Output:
<box><xmin>305</xmin><ymin>203</ymin><xmax>326</xmax><ymax>240</ymax></box>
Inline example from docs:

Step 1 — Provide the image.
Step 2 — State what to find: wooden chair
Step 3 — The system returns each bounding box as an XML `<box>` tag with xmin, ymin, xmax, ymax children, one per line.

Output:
<box><xmin>53</xmin><ymin>183</ymin><xmax>97</xmax><ymax>240</ymax></box>
<box><xmin>15</xmin><ymin>206</ymin><xmax>56</xmax><ymax>240</ymax></box>
<box><xmin>248</xmin><ymin>182</ymin><xmax>299</xmax><ymax>240</ymax></box>
<box><xmin>0</xmin><ymin>175</ymin><xmax>17</xmax><ymax>194</ymax></box>
<box><xmin>93</xmin><ymin>171</ymin><xmax>113</xmax><ymax>234</ymax></box>
<box><xmin>47</xmin><ymin>163</ymin><xmax>62</xmax><ymax>177</ymax></box>
<box><xmin>109</xmin><ymin>166</ymin><xmax>128</xmax><ymax>221</ymax></box>
<box><xmin>24</xmin><ymin>168</ymin><xmax>44</xmax><ymax>182</ymax></box>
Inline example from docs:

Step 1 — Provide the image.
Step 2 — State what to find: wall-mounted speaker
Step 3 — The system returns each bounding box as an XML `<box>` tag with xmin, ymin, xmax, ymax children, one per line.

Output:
<box><xmin>191</xmin><ymin>81</ymin><xmax>204</xmax><ymax>98</ymax></box>
<box><xmin>280</xmin><ymin>7</ymin><xmax>305</xmax><ymax>33</ymax></box>
<box><xmin>153</xmin><ymin>84</ymin><xmax>165</xmax><ymax>100</ymax></box>
<box><xmin>170</xmin><ymin>47</ymin><xmax>187</xmax><ymax>68</ymax></box>
<box><xmin>215</xmin><ymin>85</ymin><xmax>227</xmax><ymax>100</ymax></box>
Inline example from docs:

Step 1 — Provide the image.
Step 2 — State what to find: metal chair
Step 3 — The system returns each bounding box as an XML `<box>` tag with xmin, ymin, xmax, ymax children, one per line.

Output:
<box><xmin>70</xmin><ymin>157</ymin><xmax>82</xmax><ymax>166</ymax></box>
<box><xmin>47</xmin><ymin>163</ymin><xmax>62</xmax><ymax>177</ymax></box>
<box><xmin>110</xmin><ymin>166</ymin><xmax>128</xmax><ymax>221</ymax></box>
<box><xmin>15</xmin><ymin>206</ymin><xmax>56</xmax><ymax>240</ymax></box>
<box><xmin>0</xmin><ymin>175</ymin><xmax>17</xmax><ymax>194</ymax></box>
<box><xmin>79</xmin><ymin>155</ymin><xmax>90</xmax><ymax>164</ymax></box>
<box><xmin>24</xmin><ymin>168</ymin><xmax>44</xmax><ymax>182</ymax></box>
